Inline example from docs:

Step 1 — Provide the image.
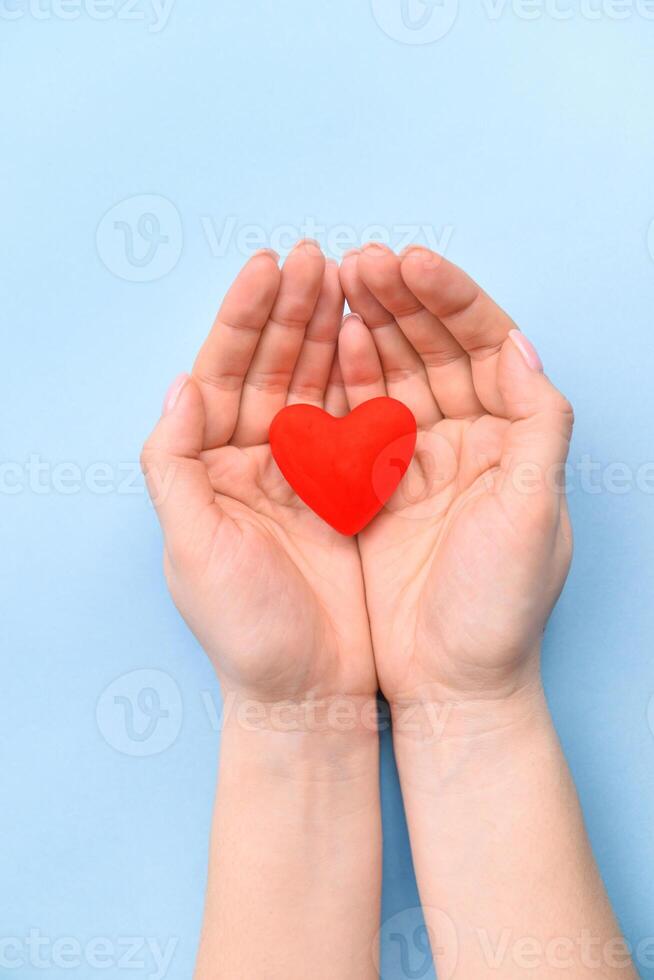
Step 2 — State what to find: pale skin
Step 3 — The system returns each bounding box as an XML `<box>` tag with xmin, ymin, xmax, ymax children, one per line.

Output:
<box><xmin>141</xmin><ymin>241</ymin><xmax>635</xmax><ymax>979</ymax></box>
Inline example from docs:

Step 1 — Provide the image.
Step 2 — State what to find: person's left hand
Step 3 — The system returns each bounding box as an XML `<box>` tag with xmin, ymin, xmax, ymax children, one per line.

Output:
<box><xmin>338</xmin><ymin>244</ymin><xmax>573</xmax><ymax>712</ymax></box>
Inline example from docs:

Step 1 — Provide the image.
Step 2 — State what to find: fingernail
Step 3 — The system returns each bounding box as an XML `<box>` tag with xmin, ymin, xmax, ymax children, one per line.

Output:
<box><xmin>361</xmin><ymin>242</ymin><xmax>390</xmax><ymax>255</ymax></box>
<box><xmin>253</xmin><ymin>248</ymin><xmax>279</xmax><ymax>262</ymax></box>
<box><xmin>400</xmin><ymin>245</ymin><xmax>441</xmax><ymax>271</ymax></box>
<box><xmin>400</xmin><ymin>244</ymin><xmax>429</xmax><ymax>259</ymax></box>
<box><xmin>342</xmin><ymin>248</ymin><xmax>360</xmax><ymax>259</ymax></box>
<box><xmin>508</xmin><ymin>329</ymin><xmax>543</xmax><ymax>372</ymax></box>
<box><xmin>163</xmin><ymin>373</ymin><xmax>190</xmax><ymax>415</ymax></box>
<box><xmin>342</xmin><ymin>313</ymin><xmax>363</xmax><ymax>327</ymax></box>
<box><xmin>292</xmin><ymin>238</ymin><xmax>322</xmax><ymax>255</ymax></box>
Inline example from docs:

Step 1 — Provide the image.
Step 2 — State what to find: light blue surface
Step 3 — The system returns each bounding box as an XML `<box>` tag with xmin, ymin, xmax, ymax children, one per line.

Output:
<box><xmin>2</xmin><ymin>2</ymin><xmax>654</xmax><ymax>977</ymax></box>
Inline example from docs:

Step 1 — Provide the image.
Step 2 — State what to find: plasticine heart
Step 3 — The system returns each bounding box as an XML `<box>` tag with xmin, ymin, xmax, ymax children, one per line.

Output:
<box><xmin>269</xmin><ymin>397</ymin><xmax>417</xmax><ymax>536</ymax></box>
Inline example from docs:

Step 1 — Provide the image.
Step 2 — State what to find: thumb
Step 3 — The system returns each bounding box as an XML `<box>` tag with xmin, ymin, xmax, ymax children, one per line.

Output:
<box><xmin>497</xmin><ymin>330</ymin><xmax>574</xmax><ymax>505</ymax></box>
<box><xmin>141</xmin><ymin>374</ymin><xmax>217</xmax><ymax>555</ymax></box>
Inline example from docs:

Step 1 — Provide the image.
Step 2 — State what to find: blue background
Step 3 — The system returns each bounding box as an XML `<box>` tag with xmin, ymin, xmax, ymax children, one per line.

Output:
<box><xmin>2</xmin><ymin>1</ymin><xmax>654</xmax><ymax>977</ymax></box>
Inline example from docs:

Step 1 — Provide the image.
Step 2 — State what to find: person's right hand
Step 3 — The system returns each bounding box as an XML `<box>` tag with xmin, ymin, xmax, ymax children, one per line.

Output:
<box><xmin>141</xmin><ymin>243</ymin><xmax>375</xmax><ymax>707</ymax></box>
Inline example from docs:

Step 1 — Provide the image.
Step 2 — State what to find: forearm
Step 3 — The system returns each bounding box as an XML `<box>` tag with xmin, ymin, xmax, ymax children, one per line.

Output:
<box><xmin>392</xmin><ymin>684</ymin><xmax>636</xmax><ymax>979</ymax></box>
<box><xmin>195</xmin><ymin>695</ymin><xmax>382</xmax><ymax>980</ymax></box>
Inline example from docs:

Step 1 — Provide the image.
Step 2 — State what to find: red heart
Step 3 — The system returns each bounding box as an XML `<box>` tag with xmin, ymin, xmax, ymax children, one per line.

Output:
<box><xmin>269</xmin><ymin>397</ymin><xmax>417</xmax><ymax>536</ymax></box>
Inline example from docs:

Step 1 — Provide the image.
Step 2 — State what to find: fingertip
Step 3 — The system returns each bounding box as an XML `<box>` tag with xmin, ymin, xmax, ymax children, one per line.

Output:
<box><xmin>338</xmin><ymin>311</ymin><xmax>385</xmax><ymax>402</ymax></box>
<box><xmin>291</xmin><ymin>238</ymin><xmax>324</xmax><ymax>258</ymax></box>
<box><xmin>361</xmin><ymin>242</ymin><xmax>393</xmax><ymax>256</ymax></box>
<box><xmin>162</xmin><ymin>372</ymin><xmax>191</xmax><ymax>416</ymax></box>
<box><xmin>323</xmin><ymin>257</ymin><xmax>342</xmax><ymax>288</ymax></box>
<box><xmin>340</xmin><ymin>311</ymin><xmax>365</xmax><ymax>334</ymax></box>
<box><xmin>338</xmin><ymin>250</ymin><xmax>360</xmax><ymax>292</ymax></box>
<box><xmin>358</xmin><ymin>243</ymin><xmax>404</xmax><ymax>294</ymax></box>
<box><xmin>398</xmin><ymin>247</ymin><xmax>436</xmax><ymax>294</ymax></box>
<box><xmin>144</xmin><ymin>375</ymin><xmax>207</xmax><ymax>479</ymax></box>
<box><xmin>498</xmin><ymin>332</ymin><xmax>572</xmax><ymax>425</ymax></box>
<box><xmin>400</xmin><ymin>245</ymin><xmax>444</xmax><ymax>275</ymax></box>
<box><xmin>499</xmin><ymin>331</ymin><xmax>540</xmax><ymax>387</ymax></box>
<box><xmin>508</xmin><ymin>329</ymin><xmax>544</xmax><ymax>373</ymax></box>
<box><xmin>399</xmin><ymin>243</ymin><xmax>432</xmax><ymax>258</ymax></box>
<box><xmin>252</xmin><ymin>247</ymin><xmax>280</xmax><ymax>263</ymax></box>
<box><xmin>339</xmin><ymin>312</ymin><xmax>366</xmax><ymax>349</ymax></box>
<box><xmin>400</xmin><ymin>250</ymin><xmax>476</xmax><ymax>319</ymax></box>
<box><xmin>238</xmin><ymin>249</ymin><xmax>282</xmax><ymax>296</ymax></box>
<box><xmin>340</xmin><ymin>250</ymin><xmax>359</xmax><ymax>270</ymax></box>
<box><xmin>162</xmin><ymin>373</ymin><xmax>206</xmax><ymax>430</ymax></box>
<box><xmin>282</xmin><ymin>239</ymin><xmax>326</xmax><ymax>281</ymax></box>
<box><xmin>339</xmin><ymin>313</ymin><xmax>377</xmax><ymax>364</ymax></box>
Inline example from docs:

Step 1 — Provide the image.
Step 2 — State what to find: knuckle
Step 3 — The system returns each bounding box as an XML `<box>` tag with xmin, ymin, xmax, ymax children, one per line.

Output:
<box><xmin>273</xmin><ymin>298</ymin><xmax>312</xmax><ymax>329</ymax></box>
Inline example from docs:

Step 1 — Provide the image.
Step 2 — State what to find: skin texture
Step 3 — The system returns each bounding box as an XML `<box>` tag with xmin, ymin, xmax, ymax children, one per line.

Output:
<box><xmin>142</xmin><ymin>241</ymin><xmax>635</xmax><ymax>980</ymax></box>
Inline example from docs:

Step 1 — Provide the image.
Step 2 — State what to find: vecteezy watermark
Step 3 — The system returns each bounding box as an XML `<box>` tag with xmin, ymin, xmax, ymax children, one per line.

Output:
<box><xmin>96</xmin><ymin>194</ymin><xmax>183</xmax><ymax>282</ymax></box>
<box><xmin>202</xmin><ymin>691</ymin><xmax>453</xmax><ymax>740</ymax></box>
<box><xmin>95</xmin><ymin>197</ymin><xmax>455</xmax><ymax>281</ymax></box>
<box><xmin>0</xmin><ymin>930</ymin><xmax>178</xmax><ymax>979</ymax></box>
<box><xmin>374</xmin><ymin>906</ymin><xmax>458</xmax><ymax>979</ymax></box>
<box><xmin>378</xmin><ymin>441</ymin><xmax>654</xmax><ymax>521</ymax></box>
<box><xmin>200</xmin><ymin>216</ymin><xmax>455</xmax><ymax>261</ymax></box>
<box><xmin>373</xmin><ymin>914</ymin><xmax>653</xmax><ymax>977</ymax></box>
<box><xmin>371</xmin><ymin>0</ymin><xmax>460</xmax><ymax>44</ymax></box>
<box><xmin>4</xmin><ymin>452</ymin><xmax>654</xmax><ymax>502</ymax></box>
<box><xmin>96</xmin><ymin>669</ymin><xmax>183</xmax><ymax>757</ymax></box>
<box><xmin>474</xmin><ymin>927</ymin><xmax>654</xmax><ymax>972</ymax></box>
<box><xmin>481</xmin><ymin>0</ymin><xmax>654</xmax><ymax>21</ymax></box>
<box><xmin>371</xmin><ymin>0</ymin><xmax>654</xmax><ymax>43</ymax></box>
<box><xmin>0</xmin><ymin>0</ymin><xmax>175</xmax><ymax>31</ymax></box>
<box><xmin>0</xmin><ymin>455</ymin><xmax>143</xmax><ymax>496</ymax></box>
<box><xmin>92</xmin><ymin>679</ymin><xmax>654</xmax><ymax>758</ymax></box>
<box><xmin>95</xmin><ymin>683</ymin><xmax>454</xmax><ymax>758</ymax></box>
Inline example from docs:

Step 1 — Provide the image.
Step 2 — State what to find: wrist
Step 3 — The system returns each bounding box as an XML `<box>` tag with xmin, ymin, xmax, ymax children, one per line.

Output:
<box><xmin>389</xmin><ymin>676</ymin><xmax>549</xmax><ymax>739</ymax></box>
<box><xmin>390</xmin><ymin>678</ymin><xmax>558</xmax><ymax>790</ymax></box>
<box><xmin>218</xmin><ymin>690</ymin><xmax>381</xmax><ymax>788</ymax></box>
<box><xmin>203</xmin><ymin>696</ymin><xmax>382</xmax><ymax>980</ymax></box>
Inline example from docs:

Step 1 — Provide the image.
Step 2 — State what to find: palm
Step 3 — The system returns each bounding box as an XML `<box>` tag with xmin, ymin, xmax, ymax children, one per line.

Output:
<box><xmin>194</xmin><ymin>441</ymin><xmax>371</xmax><ymax>699</ymax></box>
<box><xmin>360</xmin><ymin>416</ymin><xmax>571</xmax><ymax>699</ymax></box>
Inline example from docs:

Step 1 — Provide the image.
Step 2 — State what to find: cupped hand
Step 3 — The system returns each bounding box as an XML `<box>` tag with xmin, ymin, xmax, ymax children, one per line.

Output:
<box><xmin>339</xmin><ymin>244</ymin><xmax>574</xmax><ymax>706</ymax></box>
<box><xmin>142</xmin><ymin>243</ymin><xmax>375</xmax><ymax>704</ymax></box>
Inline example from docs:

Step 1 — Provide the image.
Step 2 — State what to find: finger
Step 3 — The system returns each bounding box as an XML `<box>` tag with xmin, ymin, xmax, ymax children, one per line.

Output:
<box><xmin>287</xmin><ymin>260</ymin><xmax>344</xmax><ymax>407</ymax></box>
<box><xmin>323</xmin><ymin>354</ymin><xmax>349</xmax><ymax>417</ymax></box>
<box><xmin>400</xmin><ymin>248</ymin><xmax>517</xmax><ymax>417</ymax></box>
<box><xmin>141</xmin><ymin>375</ymin><xmax>225</xmax><ymax>563</ymax></box>
<box><xmin>340</xmin><ymin>250</ymin><xmax>440</xmax><ymax>427</ymax></box>
<box><xmin>193</xmin><ymin>251</ymin><xmax>281</xmax><ymax>449</ymax></box>
<box><xmin>359</xmin><ymin>244</ymin><xmax>482</xmax><ymax>420</ymax></box>
<box><xmin>232</xmin><ymin>240</ymin><xmax>325</xmax><ymax>446</ymax></box>
<box><xmin>498</xmin><ymin>330</ymin><xmax>574</xmax><ymax>515</ymax></box>
<box><xmin>337</xmin><ymin>313</ymin><xmax>387</xmax><ymax>410</ymax></box>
